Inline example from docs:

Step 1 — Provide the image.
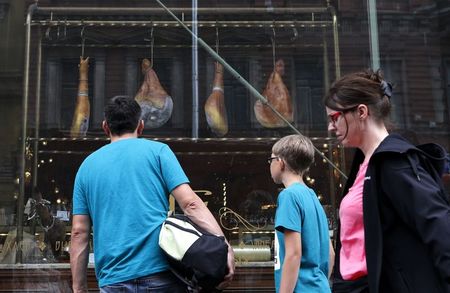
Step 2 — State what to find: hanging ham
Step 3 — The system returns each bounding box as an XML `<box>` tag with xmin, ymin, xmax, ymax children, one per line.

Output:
<box><xmin>70</xmin><ymin>57</ymin><xmax>90</xmax><ymax>137</ymax></box>
<box><xmin>254</xmin><ymin>59</ymin><xmax>293</xmax><ymax>128</ymax></box>
<box><xmin>134</xmin><ymin>58</ymin><xmax>173</xmax><ymax>128</ymax></box>
<box><xmin>204</xmin><ymin>62</ymin><xmax>228</xmax><ymax>137</ymax></box>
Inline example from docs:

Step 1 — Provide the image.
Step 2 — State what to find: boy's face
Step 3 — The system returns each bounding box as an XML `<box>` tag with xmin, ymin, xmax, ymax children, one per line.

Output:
<box><xmin>269</xmin><ymin>153</ymin><xmax>282</xmax><ymax>184</ymax></box>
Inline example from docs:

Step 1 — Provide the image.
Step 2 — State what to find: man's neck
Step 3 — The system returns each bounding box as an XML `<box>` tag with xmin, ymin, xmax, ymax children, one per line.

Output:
<box><xmin>110</xmin><ymin>132</ymin><xmax>138</xmax><ymax>143</ymax></box>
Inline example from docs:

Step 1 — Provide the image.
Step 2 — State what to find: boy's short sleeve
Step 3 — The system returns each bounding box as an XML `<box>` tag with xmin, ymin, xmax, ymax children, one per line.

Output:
<box><xmin>275</xmin><ymin>189</ymin><xmax>304</xmax><ymax>233</ymax></box>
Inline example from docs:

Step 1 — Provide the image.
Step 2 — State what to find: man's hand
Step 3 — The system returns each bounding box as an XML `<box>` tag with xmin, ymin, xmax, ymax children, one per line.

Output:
<box><xmin>216</xmin><ymin>243</ymin><xmax>235</xmax><ymax>290</ymax></box>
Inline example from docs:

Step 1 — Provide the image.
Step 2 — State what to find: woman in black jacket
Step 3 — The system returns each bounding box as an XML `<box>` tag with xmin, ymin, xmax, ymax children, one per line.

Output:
<box><xmin>324</xmin><ymin>69</ymin><xmax>450</xmax><ymax>293</ymax></box>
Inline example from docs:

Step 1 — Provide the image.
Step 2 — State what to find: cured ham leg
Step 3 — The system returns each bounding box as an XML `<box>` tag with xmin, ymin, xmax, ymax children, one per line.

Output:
<box><xmin>70</xmin><ymin>57</ymin><xmax>90</xmax><ymax>137</ymax></box>
<box><xmin>134</xmin><ymin>59</ymin><xmax>173</xmax><ymax>128</ymax></box>
<box><xmin>254</xmin><ymin>59</ymin><xmax>293</xmax><ymax>128</ymax></box>
<box><xmin>204</xmin><ymin>62</ymin><xmax>228</xmax><ymax>137</ymax></box>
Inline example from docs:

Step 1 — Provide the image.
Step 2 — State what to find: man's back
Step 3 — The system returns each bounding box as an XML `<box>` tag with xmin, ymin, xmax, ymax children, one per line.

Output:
<box><xmin>73</xmin><ymin>138</ymin><xmax>189</xmax><ymax>287</ymax></box>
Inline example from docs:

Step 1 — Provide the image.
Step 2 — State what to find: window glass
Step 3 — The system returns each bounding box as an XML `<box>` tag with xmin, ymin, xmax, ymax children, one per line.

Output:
<box><xmin>0</xmin><ymin>0</ymin><xmax>449</xmax><ymax>291</ymax></box>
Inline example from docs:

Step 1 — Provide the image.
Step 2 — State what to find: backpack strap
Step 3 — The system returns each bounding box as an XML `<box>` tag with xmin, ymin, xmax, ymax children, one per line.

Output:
<box><xmin>408</xmin><ymin>150</ymin><xmax>450</xmax><ymax>204</ymax></box>
<box><xmin>169</xmin><ymin>267</ymin><xmax>200</xmax><ymax>293</ymax></box>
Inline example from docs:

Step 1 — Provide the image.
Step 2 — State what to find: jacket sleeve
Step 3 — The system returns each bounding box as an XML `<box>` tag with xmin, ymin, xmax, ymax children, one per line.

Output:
<box><xmin>379</xmin><ymin>153</ymin><xmax>450</xmax><ymax>282</ymax></box>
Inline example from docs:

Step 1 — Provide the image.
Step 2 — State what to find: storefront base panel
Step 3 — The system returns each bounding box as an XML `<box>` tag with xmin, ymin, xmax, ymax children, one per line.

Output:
<box><xmin>0</xmin><ymin>265</ymin><xmax>275</xmax><ymax>292</ymax></box>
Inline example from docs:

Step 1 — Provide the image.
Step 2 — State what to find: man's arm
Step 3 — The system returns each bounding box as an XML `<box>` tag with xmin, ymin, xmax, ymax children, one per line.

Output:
<box><xmin>70</xmin><ymin>214</ymin><xmax>91</xmax><ymax>293</ymax></box>
<box><xmin>171</xmin><ymin>183</ymin><xmax>235</xmax><ymax>286</ymax></box>
<box><xmin>279</xmin><ymin>229</ymin><xmax>301</xmax><ymax>293</ymax></box>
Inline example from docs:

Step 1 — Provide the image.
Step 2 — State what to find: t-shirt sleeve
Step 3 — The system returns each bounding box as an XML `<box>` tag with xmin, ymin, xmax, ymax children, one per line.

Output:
<box><xmin>159</xmin><ymin>145</ymin><xmax>190</xmax><ymax>192</ymax></box>
<box><xmin>72</xmin><ymin>167</ymin><xmax>89</xmax><ymax>215</ymax></box>
<box><xmin>275</xmin><ymin>189</ymin><xmax>304</xmax><ymax>233</ymax></box>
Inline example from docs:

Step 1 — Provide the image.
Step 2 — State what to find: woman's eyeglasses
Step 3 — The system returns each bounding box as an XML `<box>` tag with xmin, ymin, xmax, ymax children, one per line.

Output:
<box><xmin>328</xmin><ymin>112</ymin><xmax>343</xmax><ymax>124</ymax></box>
<box><xmin>328</xmin><ymin>105</ymin><xmax>359</xmax><ymax>125</ymax></box>
<box><xmin>267</xmin><ymin>156</ymin><xmax>279</xmax><ymax>164</ymax></box>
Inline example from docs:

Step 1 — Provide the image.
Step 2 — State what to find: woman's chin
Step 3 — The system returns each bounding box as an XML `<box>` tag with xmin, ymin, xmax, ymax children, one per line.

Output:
<box><xmin>339</xmin><ymin>137</ymin><xmax>351</xmax><ymax>147</ymax></box>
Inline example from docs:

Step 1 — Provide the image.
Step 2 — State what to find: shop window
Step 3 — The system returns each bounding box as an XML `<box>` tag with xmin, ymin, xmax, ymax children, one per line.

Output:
<box><xmin>380</xmin><ymin>58</ymin><xmax>408</xmax><ymax>129</ymax></box>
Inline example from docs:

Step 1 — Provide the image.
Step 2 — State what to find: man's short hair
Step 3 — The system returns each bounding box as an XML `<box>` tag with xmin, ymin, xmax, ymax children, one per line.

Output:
<box><xmin>272</xmin><ymin>134</ymin><xmax>315</xmax><ymax>175</ymax></box>
<box><xmin>104</xmin><ymin>96</ymin><xmax>142</xmax><ymax>136</ymax></box>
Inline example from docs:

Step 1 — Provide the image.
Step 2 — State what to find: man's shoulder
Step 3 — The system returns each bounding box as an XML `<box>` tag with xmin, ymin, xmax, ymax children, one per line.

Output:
<box><xmin>98</xmin><ymin>138</ymin><xmax>168</xmax><ymax>152</ymax></box>
<box><xmin>134</xmin><ymin>138</ymin><xmax>169</xmax><ymax>149</ymax></box>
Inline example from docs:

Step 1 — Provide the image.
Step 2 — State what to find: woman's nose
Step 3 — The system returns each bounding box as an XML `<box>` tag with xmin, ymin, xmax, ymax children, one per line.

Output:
<box><xmin>327</xmin><ymin>122</ymin><xmax>335</xmax><ymax>132</ymax></box>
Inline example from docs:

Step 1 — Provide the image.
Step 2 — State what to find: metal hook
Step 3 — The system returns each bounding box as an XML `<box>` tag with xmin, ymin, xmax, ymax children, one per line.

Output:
<box><xmin>150</xmin><ymin>26</ymin><xmax>154</xmax><ymax>68</ymax></box>
<box><xmin>45</xmin><ymin>12</ymin><xmax>54</xmax><ymax>41</ymax></box>
<box><xmin>45</xmin><ymin>26</ymin><xmax>52</xmax><ymax>41</ymax></box>
<box><xmin>56</xmin><ymin>26</ymin><xmax>61</xmax><ymax>41</ymax></box>
<box><xmin>291</xmin><ymin>26</ymin><xmax>298</xmax><ymax>42</ymax></box>
<box><xmin>215</xmin><ymin>24</ymin><xmax>219</xmax><ymax>54</ymax></box>
<box><xmin>81</xmin><ymin>26</ymin><xmax>86</xmax><ymax>58</ymax></box>
<box><xmin>143</xmin><ymin>25</ymin><xmax>154</xmax><ymax>67</ymax></box>
<box><xmin>271</xmin><ymin>25</ymin><xmax>276</xmax><ymax>69</ymax></box>
<box><xmin>61</xmin><ymin>20</ymin><xmax>68</xmax><ymax>40</ymax></box>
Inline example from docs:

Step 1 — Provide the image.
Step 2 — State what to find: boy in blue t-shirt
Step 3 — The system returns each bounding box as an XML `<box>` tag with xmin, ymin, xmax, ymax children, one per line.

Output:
<box><xmin>269</xmin><ymin>134</ymin><xmax>334</xmax><ymax>292</ymax></box>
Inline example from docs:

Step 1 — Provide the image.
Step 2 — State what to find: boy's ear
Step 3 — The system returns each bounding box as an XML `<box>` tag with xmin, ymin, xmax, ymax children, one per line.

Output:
<box><xmin>279</xmin><ymin>158</ymin><xmax>286</xmax><ymax>171</ymax></box>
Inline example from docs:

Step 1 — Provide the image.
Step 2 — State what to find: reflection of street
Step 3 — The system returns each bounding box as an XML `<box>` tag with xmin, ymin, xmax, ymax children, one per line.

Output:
<box><xmin>322</xmin><ymin>204</ymin><xmax>337</xmax><ymax>240</ymax></box>
<box><xmin>0</xmin><ymin>229</ymin><xmax>41</xmax><ymax>263</ymax></box>
<box><xmin>193</xmin><ymin>189</ymin><xmax>212</xmax><ymax>196</ymax></box>
<box><xmin>219</xmin><ymin>207</ymin><xmax>269</xmax><ymax>231</ymax></box>
<box><xmin>219</xmin><ymin>205</ymin><xmax>275</xmax><ymax>263</ymax></box>
<box><xmin>0</xmin><ymin>229</ymin><xmax>74</xmax><ymax>264</ymax></box>
<box><xmin>233</xmin><ymin>244</ymin><xmax>271</xmax><ymax>262</ymax></box>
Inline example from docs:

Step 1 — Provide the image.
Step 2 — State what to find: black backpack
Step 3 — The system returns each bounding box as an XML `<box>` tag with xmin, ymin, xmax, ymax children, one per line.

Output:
<box><xmin>159</xmin><ymin>214</ymin><xmax>228</xmax><ymax>292</ymax></box>
<box><xmin>414</xmin><ymin>143</ymin><xmax>450</xmax><ymax>203</ymax></box>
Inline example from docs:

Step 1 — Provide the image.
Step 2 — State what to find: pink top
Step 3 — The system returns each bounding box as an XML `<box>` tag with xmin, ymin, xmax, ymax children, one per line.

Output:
<box><xmin>339</xmin><ymin>160</ymin><xmax>369</xmax><ymax>280</ymax></box>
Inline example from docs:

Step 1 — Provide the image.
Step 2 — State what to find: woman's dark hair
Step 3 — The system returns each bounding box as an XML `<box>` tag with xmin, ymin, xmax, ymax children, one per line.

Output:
<box><xmin>104</xmin><ymin>96</ymin><xmax>142</xmax><ymax>136</ymax></box>
<box><xmin>323</xmin><ymin>69</ymin><xmax>392</xmax><ymax>124</ymax></box>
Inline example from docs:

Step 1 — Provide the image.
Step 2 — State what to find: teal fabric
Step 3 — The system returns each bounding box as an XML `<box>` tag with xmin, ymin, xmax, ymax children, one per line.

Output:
<box><xmin>73</xmin><ymin>138</ymin><xmax>189</xmax><ymax>287</ymax></box>
<box><xmin>274</xmin><ymin>183</ymin><xmax>330</xmax><ymax>292</ymax></box>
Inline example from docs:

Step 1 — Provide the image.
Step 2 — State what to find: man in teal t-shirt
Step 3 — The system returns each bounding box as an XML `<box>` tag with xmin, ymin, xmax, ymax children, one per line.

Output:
<box><xmin>70</xmin><ymin>96</ymin><xmax>234</xmax><ymax>293</ymax></box>
<box><xmin>269</xmin><ymin>134</ymin><xmax>333</xmax><ymax>292</ymax></box>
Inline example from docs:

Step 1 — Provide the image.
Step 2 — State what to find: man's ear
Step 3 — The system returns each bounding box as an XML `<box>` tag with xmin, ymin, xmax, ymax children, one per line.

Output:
<box><xmin>102</xmin><ymin>120</ymin><xmax>110</xmax><ymax>136</ymax></box>
<box><xmin>136</xmin><ymin>120</ymin><xmax>144</xmax><ymax>135</ymax></box>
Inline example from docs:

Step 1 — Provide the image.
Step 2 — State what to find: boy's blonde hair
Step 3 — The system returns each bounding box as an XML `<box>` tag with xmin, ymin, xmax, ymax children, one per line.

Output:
<box><xmin>272</xmin><ymin>134</ymin><xmax>315</xmax><ymax>175</ymax></box>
